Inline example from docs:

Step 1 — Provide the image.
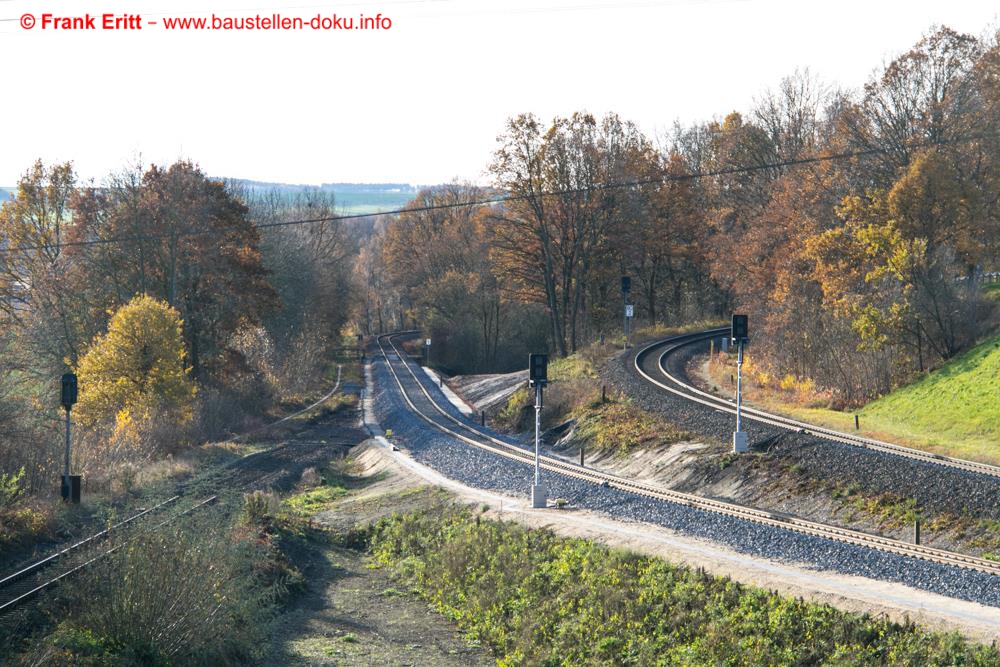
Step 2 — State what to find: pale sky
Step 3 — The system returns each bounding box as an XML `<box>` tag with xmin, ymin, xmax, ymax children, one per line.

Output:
<box><xmin>0</xmin><ymin>0</ymin><xmax>997</xmax><ymax>186</ymax></box>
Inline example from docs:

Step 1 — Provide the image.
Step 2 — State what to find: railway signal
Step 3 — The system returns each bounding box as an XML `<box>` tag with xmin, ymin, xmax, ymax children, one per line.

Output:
<box><xmin>60</xmin><ymin>373</ymin><xmax>81</xmax><ymax>503</ymax></box>
<box><xmin>731</xmin><ymin>315</ymin><xmax>749</xmax><ymax>453</ymax></box>
<box><xmin>528</xmin><ymin>353</ymin><xmax>548</xmax><ymax>508</ymax></box>
<box><xmin>425</xmin><ymin>338</ymin><xmax>431</xmax><ymax>366</ymax></box>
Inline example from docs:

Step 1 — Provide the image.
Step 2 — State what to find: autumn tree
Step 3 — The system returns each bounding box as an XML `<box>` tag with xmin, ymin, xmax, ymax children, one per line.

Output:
<box><xmin>71</xmin><ymin>162</ymin><xmax>277</xmax><ymax>380</ymax></box>
<box><xmin>490</xmin><ymin>113</ymin><xmax>652</xmax><ymax>355</ymax></box>
<box><xmin>354</xmin><ymin>226</ymin><xmax>397</xmax><ymax>335</ymax></box>
<box><xmin>614</xmin><ymin>151</ymin><xmax>710</xmax><ymax>324</ymax></box>
<box><xmin>838</xmin><ymin>26</ymin><xmax>983</xmax><ymax>185</ymax></box>
<box><xmin>75</xmin><ymin>294</ymin><xmax>195</xmax><ymax>434</ymax></box>
<box><xmin>0</xmin><ymin>160</ymin><xmax>91</xmax><ymax>368</ymax></box>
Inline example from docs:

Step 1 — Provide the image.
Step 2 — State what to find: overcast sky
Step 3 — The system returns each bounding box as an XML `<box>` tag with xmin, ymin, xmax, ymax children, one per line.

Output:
<box><xmin>0</xmin><ymin>0</ymin><xmax>996</xmax><ymax>186</ymax></box>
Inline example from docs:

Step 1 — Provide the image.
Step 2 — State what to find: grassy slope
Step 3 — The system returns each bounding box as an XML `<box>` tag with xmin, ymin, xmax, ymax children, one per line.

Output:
<box><xmin>718</xmin><ymin>333</ymin><xmax>1000</xmax><ymax>465</ymax></box>
<box><xmin>857</xmin><ymin>333</ymin><xmax>1000</xmax><ymax>461</ymax></box>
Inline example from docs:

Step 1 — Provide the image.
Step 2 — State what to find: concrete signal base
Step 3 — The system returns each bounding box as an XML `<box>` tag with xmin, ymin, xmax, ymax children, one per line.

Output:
<box><xmin>733</xmin><ymin>431</ymin><xmax>749</xmax><ymax>453</ymax></box>
<box><xmin>531</xmin><ymin>484</ymin><xmax>548</xmax><ymax>508</ymax></box>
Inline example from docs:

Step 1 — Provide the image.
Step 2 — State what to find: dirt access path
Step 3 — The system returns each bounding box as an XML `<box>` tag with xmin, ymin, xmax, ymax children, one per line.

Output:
<box><xmin>264</xmin><ymin>535</ymin><xmax>493</xmax><ymax>666</ymax></box>
<box><xmin>264</xmin><ymin>444</ymin><xmax>493</xmax><ymax>666</ymax></box>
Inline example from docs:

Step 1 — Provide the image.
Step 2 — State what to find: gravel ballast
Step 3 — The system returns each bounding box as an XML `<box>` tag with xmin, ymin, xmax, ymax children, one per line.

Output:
<box><xmin>610</xmin><ymin>337</ymin><xmax>1000</xmax><ymax>520</ymax></box>
<box><xmin>372</xmin><ymin>339</ymin><xmax>1000</xmax><ymax>610</ymax></box>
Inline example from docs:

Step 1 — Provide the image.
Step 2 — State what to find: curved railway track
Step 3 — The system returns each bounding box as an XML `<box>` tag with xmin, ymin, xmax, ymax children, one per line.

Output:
<box><xmin>376</xmin><ymin>331</ymin><xmax>1000</xmax><ymax>579</ymax></box>
<box><xmin>633</xmin><ymin>329</ymin><xmax>1000</xmax><ymax>480</ymax></box>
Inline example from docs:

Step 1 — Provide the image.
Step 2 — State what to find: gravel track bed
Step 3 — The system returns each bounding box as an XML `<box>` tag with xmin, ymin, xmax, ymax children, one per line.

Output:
<box><xmin>372</xmin><ymin>342</ymin><xmax>1000</xmax><ymax>610</ymax></box>
<box><xmin>609</xmin><ymin>338</ymin><xmax>1000</xmax><ymax>520</ymax></box>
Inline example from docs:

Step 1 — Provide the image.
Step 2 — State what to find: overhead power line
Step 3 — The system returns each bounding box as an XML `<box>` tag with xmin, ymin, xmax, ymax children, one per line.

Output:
<box><xmin>0</xmin><ymin>132</ymin><xmax>993</xmax><ymax>255</ymax></box>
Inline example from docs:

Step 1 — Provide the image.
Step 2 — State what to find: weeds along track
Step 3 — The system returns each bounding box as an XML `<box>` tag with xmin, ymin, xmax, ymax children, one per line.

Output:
<box><xmin>634</xmin><ymin>330</ymin><xmax>1000</xmax><ymax>479</ymax></box>
<box><xmin>0</xmin><ymin>495</ymin><xmax>217</xmax><ymax>614</ymax></box>
<box><xmin>0</xmin><ymin>368</ymin><xmax>350</xmax><ymax>616</ymax></box>
<box><xmin>377</xmin><ymin>331</ymin><xmax>1000</xmax><ymax>580</ymax></box>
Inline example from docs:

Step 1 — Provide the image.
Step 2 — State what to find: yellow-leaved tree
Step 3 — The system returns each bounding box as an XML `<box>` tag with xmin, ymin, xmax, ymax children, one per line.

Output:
<box><xmin>75</xmin><ymin>295</ymin><xmax>196</xmax><ymax>440</ymax></box>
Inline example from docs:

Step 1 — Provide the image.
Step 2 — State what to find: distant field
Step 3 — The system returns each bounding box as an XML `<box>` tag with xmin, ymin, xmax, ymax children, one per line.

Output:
<box><xmin>1</xmin><ymin>183</ymin><xmax>420</xmax><ymax>216</ymax></box>
<box><xmin>332</xmin><ymin>189</ymin><xmax>417</xmax><ymax>215</ymax></box>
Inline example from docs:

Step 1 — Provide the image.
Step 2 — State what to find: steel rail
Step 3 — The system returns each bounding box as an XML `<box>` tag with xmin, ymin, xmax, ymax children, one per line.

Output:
<box><xmin>0</xmin><ymin>495</ymin><xmax>181</xmax><ymax>593</ymax></box>
<box><xmin>0</xmin><ymin>368</ymin><xmax>346</xmax><ymax>615</ymax></box>
<box><xmin>376</xmin><ymin>332</ymin><xmax>1000</xmax><ymax>578</ymax></box>
<box><xmin>633</xmin><ymin>330</ymin><xmax>1000</xmax><ymax>479</ymax></box>
<box><xmin>0</xmin><ymin>496</ymin><xmax>218</xmax><ymax>614</ymax></box>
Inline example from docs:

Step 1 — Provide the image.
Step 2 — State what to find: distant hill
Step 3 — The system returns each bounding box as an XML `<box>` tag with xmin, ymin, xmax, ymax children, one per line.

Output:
<box><xmin>226</xmin><ymin>180</ymin><xmax>425</xmax><ymax>216</ymax></box>
<box><xmin>0</xmin><ymin>182</ymin><xmax>430</xmax><ymax>216</ymax></box>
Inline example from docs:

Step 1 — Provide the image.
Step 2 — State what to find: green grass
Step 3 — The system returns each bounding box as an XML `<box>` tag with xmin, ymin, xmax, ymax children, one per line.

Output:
<box><xmin>281</xmin><ymin>472</ymin><xmax>349</xmax><ymax>517</ymax></box>
<box><xmin>282</xmin><ymin>485</ymin><xmax>348</xmax><ymax>516</ymax></box>
<box><xmin>548</xmin><ymin>355</ymin><xmax>595</xmax><ymax>381</ymax></box>
<box><xmin>370</xmin><ymin>505</ymin><xmax>1000</xmax><ymax>665</ymax></box>
<box><xmin>727</xmin><ymin>333</ymin><xmax>1000</xmax><ymax>465</ymax></box>
<box><xmin>855</xmin><ymin>333</ymin><xmax>1000</xmax><ymax>464</ymax></box>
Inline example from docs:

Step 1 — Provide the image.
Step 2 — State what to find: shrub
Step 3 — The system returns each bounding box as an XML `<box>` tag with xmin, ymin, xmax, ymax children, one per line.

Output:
<box><xmin>299</xmin><ymin>467</ymin><xmax>323</xmax><ymax>488</ymax></box>
<box><xmin>243</xmin><ymin>490</ymin><xmax>280</xmax><ymax>528</ymax></box>
<box><xmin>32</xmin><ymin>511</ymin><xmax>276</xmax><ymax>664</ymax></box>
<box><xmin>495</xmin><ymin>386</ymin><xmax>532</xmax><ymax>431</ymax></box>
<box><xmin>0</xmin><ymin>466</ymin><xmax>25</xmax><ymax>510</ymax></box>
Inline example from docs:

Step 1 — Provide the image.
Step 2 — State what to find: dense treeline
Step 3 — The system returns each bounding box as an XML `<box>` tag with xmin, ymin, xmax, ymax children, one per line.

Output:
<box><xmin>0</xmin><ymin>160</ymin><xmax>355</xmax><ymax>494</ymax></box>
<box><xmin>364</xmin><ymin>25</ymin><xmax>999</xmax><ymax>400</ymax></box>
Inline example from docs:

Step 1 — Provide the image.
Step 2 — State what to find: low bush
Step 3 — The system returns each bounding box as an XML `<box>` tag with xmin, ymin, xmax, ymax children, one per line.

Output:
<box><xmin>573</xmin><ymin>397</ymin><xmax>689</xmax><ymax>455</ymax></box>
<box><xmin>0</xmin><ymin>467</ymin><xmax>25</xmax><ymax>509</ymax></box>
<box><xmin>25</xmin><ymin>510</ymin><xmax>279</xmax><ymax>665</ymax></box>
<box><xmin>494</xmin><ymin>386</ymin><xmax>532</xmax><ymax>432</ymax></box>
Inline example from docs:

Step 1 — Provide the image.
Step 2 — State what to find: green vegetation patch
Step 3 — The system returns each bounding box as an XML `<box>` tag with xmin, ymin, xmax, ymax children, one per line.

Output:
<box><xmin>573</xmin><ymin>397</ymin><xmax>689</xmax><ymax>455</ymax></box>
<box><xmin>548</xmin><ymin>354</ymin><xmax>595</xmax><ymax>381</ymax></box>
<box><xmin>18</xmin><ymin>509</ymin><xmax>279</xmax><ymax>665</ymax></box>
<box><xmin>282</xmin><ymin>484</ymin><xmax>348</xmax><ymax>516</ymax></box>
<box><xmin>495</xmin><ymin>386</ymin><xmax>532</xmax><ymax>431</ymax></box>
<box><xmin>370</xmin><ymin>506</ymin><xmax>998</xmax><ymax>666</ymax></box>
<box><xmin>859</xmin><ymin>333</ymin><xmax>1000</xmax><ymax>462</ymax></box>
<box><xmin>281</xmin><ymin>469</ymin><xmax>350</xmax><ymax>517</ymax></box>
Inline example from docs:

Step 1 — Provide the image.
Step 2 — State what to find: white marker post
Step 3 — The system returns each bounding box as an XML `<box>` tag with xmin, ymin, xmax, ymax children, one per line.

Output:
<box><xmin>625</xmin><ymin>304</ymin><xmax>634</xmax><ymax>350</ymax></box>
<box><xmin>731</xmin><ymin>314</ymin><xmax>749</xmax><ymax>453</ymax></box>
<box><xmin>621</xmin><ymin>276</ymin><xmax>631</xmax><ymax>351</ymax></box>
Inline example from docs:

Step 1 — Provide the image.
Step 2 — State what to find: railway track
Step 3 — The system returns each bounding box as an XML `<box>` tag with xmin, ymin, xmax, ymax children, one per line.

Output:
<box><xmin>633</xmin><ymin>329</ymin><xmax>1000</xmax><ymax>480</ymax></box>
<box><xmin>0</xmin><ymin>495</ymin><xmax>218</xmax><ymax>614</ymax></box>
<box><xmin>376</xmin><ymin>331</ymin><xmax>1000</xmax><ymax>579</ymax></box>
<box><xmin>0</xmin><ymin>367</ymin><xmax>345</xmax><ymax>616</ymax></box>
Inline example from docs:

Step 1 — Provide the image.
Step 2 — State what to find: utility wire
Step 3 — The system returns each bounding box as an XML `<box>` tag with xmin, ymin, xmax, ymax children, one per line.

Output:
<box><xmin>0</xmin><ymin>132</ymin><xmax>993</xmax><ymax>254</ymax></box>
